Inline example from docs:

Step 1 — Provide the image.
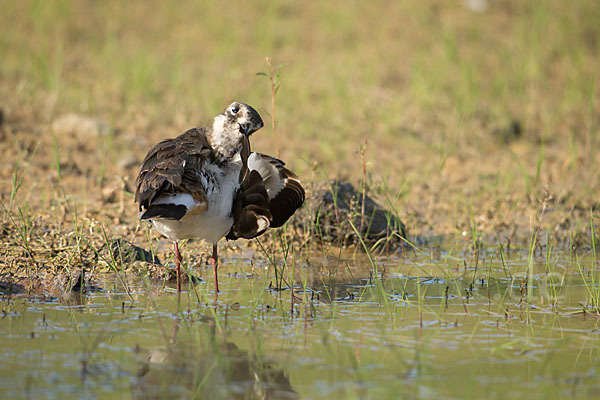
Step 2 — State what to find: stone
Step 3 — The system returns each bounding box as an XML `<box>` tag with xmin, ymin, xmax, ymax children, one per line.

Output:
<box><xmin>52</xmin><ymin>113</ymin><xmax>109</xmax><ymax>140</ymax></box>
<box><xmin>309</xmin><ymin>180</ymin><xmax>406</xmax><ymax>250</ymax></box>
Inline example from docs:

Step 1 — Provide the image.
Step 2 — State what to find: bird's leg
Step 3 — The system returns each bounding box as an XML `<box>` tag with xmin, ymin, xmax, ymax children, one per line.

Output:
<box><xmin>174</xmin><ymin>241</ymin><xmax>182</xmax><ymax>293</ymax></box>
<box><xmin>210</xmin><ymin>244</ymin><xmax>219</xmax><ymax>292</ymax></box>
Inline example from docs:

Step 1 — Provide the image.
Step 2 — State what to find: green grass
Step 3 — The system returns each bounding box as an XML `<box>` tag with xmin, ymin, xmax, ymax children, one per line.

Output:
<box><xmin>1</xmin><ymin>3</ymin><xmax>600</xmax><ymax>397</ymax></box>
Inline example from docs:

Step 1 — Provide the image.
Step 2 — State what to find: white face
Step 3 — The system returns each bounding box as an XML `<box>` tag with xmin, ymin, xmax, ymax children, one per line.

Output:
<box><xmin>223</xmin><ymin>102</ymin><xmax>264</xmax><ymax>136</ymax></box>
<box><xmin>210</xmin><ymin>103</ymin><xmax>263</xmax><ymax>158</ymax></box>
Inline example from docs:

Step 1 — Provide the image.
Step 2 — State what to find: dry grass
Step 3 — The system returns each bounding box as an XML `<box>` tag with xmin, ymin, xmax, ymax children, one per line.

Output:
<box><xmin>0</xmin><ymin>0</ymin><xmax>599</xmax><ymax>282</ymax></box>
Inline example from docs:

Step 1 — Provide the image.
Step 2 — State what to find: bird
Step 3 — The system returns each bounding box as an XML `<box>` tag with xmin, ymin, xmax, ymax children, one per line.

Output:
<box><xmin>134</xmin><ymin>102</ymin><xmax>304</xmax><ymax>292</ymax></box>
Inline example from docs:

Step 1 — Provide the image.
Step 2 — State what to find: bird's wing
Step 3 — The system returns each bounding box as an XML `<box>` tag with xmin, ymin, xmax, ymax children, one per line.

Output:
<box><xmin>227</xmin><ymin>170</ymin><xmax>273</xmax><ymax>240</ymax></box>
<box><xmin>247</xmin><ymin>152</ymin><xmax>305</xmax><ymax>227</ymax></box>
<box><xmin>135</xmin><ymin>127</ymin><xmax>213</xmax><ymax>218</ymax></box>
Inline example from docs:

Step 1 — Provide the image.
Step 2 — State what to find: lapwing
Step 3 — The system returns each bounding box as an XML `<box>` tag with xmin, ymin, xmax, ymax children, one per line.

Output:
<box><xmin>135</xmin><ymin>102</ymin><xmax>304</xmax><ymax>292</ymax></box>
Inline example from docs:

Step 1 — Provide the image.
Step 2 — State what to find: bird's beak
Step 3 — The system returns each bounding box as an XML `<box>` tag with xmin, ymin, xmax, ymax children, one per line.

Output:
<box><xmin>239</xmin><ymin>123</ymin><xmax>250</xmax><ymax>136</ymax></box>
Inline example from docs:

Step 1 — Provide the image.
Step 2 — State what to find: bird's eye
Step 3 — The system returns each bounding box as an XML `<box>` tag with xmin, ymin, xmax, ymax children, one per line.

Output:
<box><xmin>231</xmin><ymin>106</ymin><xmax>239</xmax><ymax>114</ymax></box>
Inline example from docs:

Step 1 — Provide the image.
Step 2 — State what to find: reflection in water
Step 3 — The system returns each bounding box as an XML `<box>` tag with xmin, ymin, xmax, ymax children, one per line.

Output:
<box><xmin>133</xmin><ymin>320</ymin><xmax>298</xmax><ymax>400</ymax></box>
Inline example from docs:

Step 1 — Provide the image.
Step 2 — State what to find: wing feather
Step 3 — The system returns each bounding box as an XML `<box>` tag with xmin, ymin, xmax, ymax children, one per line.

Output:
<box><xmin>247</xmin><ymin>153</ymin><xmax>305</xmax><ymax>228</ymax></box>
<box><xmin>135</xmin><ymin>127</ymin><xmax>213</xmax><ymax>212</ymax></box>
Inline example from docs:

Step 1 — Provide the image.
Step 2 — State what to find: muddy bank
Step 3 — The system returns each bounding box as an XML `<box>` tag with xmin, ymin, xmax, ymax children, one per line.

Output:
<box><xmin>0</xmin><ymin>268</ymin><xmax>85</xmax><ymax>299</ymax></box>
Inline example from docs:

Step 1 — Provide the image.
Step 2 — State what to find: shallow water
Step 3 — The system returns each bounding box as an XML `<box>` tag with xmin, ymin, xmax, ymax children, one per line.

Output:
<box><xmin>1</xmin><ymin>245</ymin><xmax>600</xmax><ymax>399</ymax></box>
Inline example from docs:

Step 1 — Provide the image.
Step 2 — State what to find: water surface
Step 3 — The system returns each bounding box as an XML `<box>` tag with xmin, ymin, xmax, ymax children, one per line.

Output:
<box><xmin>1</xmin><ymin>245</ymin><xmax>599</xmax><ymax>399</ymax></box>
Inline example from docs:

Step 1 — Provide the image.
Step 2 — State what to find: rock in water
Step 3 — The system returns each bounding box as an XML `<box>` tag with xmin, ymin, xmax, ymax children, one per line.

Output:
<box><xmin>313</xmin><ymin>180</ymin><xmax>406</xmax><ymax>250</ymax></box>
<box><xmin>104</xmin><ymin>238</ymin><xmax>162</xmax><ymax>267</ymax></box>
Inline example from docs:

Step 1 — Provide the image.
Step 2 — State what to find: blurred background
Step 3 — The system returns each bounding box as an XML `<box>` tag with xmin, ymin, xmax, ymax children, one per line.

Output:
<box><xmin>1</xmin><ymin>0</ymin><xmax>598</xmax><ymax>236</ymax></box>
<box><xmin>2</xmin><ymin>3</ymin><xmax>600</xmax><ymax>398</ymax></box>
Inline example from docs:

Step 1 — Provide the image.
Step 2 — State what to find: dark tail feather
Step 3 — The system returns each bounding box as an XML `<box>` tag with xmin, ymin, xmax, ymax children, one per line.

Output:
<box><xmin>227</xmin><ymin>171</ymin><xmax>273</xmax><ymax>240</ymax></box>
<box><xmin>140</xmin><ymin>204</ymin><xmax>188</xmax><ymax>220</ymax></box>
<box><xmin>227</xmin><ymin>205</ymin><xmax>272</xmax><ymax>240</ymax></box>
<box><xmin>270</xmin><ymin>178</ymin><xmax>305</xmax><ymax>227</ymax></box>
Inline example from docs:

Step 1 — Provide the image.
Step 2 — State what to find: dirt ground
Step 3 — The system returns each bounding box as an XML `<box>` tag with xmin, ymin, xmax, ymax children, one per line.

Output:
<box><xmin>1</xmin><ymin>1</ymin><xmax>599</xmax><ymax>287</ymax></box>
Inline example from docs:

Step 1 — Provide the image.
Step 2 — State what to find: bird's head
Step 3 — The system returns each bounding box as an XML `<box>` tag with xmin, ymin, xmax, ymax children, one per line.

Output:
<box><xmin>223</xmin><ymin>102</ymin><xmax>264</xmax><ymax>137</ymax></box>
<box><xmin>210</xmin><ymin>102</ymin><xmax>264</xmax><ymax>158</ymax></box>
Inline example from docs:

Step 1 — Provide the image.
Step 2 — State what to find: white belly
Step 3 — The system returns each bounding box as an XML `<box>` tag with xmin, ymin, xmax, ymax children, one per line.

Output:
<box><xmin>152</xmin><ymin>210</ymin><xmax>233</xmax><ymax>243</ymax></box>
<box><xmin>149</xmin><ymin>160</ymin><xmax>241</xmax><ymax>243</ymax></box>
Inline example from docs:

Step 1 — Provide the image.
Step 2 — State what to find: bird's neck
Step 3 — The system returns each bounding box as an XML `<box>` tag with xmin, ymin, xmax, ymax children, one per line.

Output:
<box><xmin>209</xmin><ymin>115</ymin><xmax>243</xmax><ymax>159</ymax></box>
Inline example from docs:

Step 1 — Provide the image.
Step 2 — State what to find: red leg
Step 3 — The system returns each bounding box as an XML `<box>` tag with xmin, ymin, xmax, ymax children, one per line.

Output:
<box><xmin>174</xmin><ymin>241</ymin><xmax>182</xmax><ymax>293</ymax></box>
<box><xmin>210</xmin><ymin>244</ymin><xmax>219</xmax><ymax>292</ymax></box>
